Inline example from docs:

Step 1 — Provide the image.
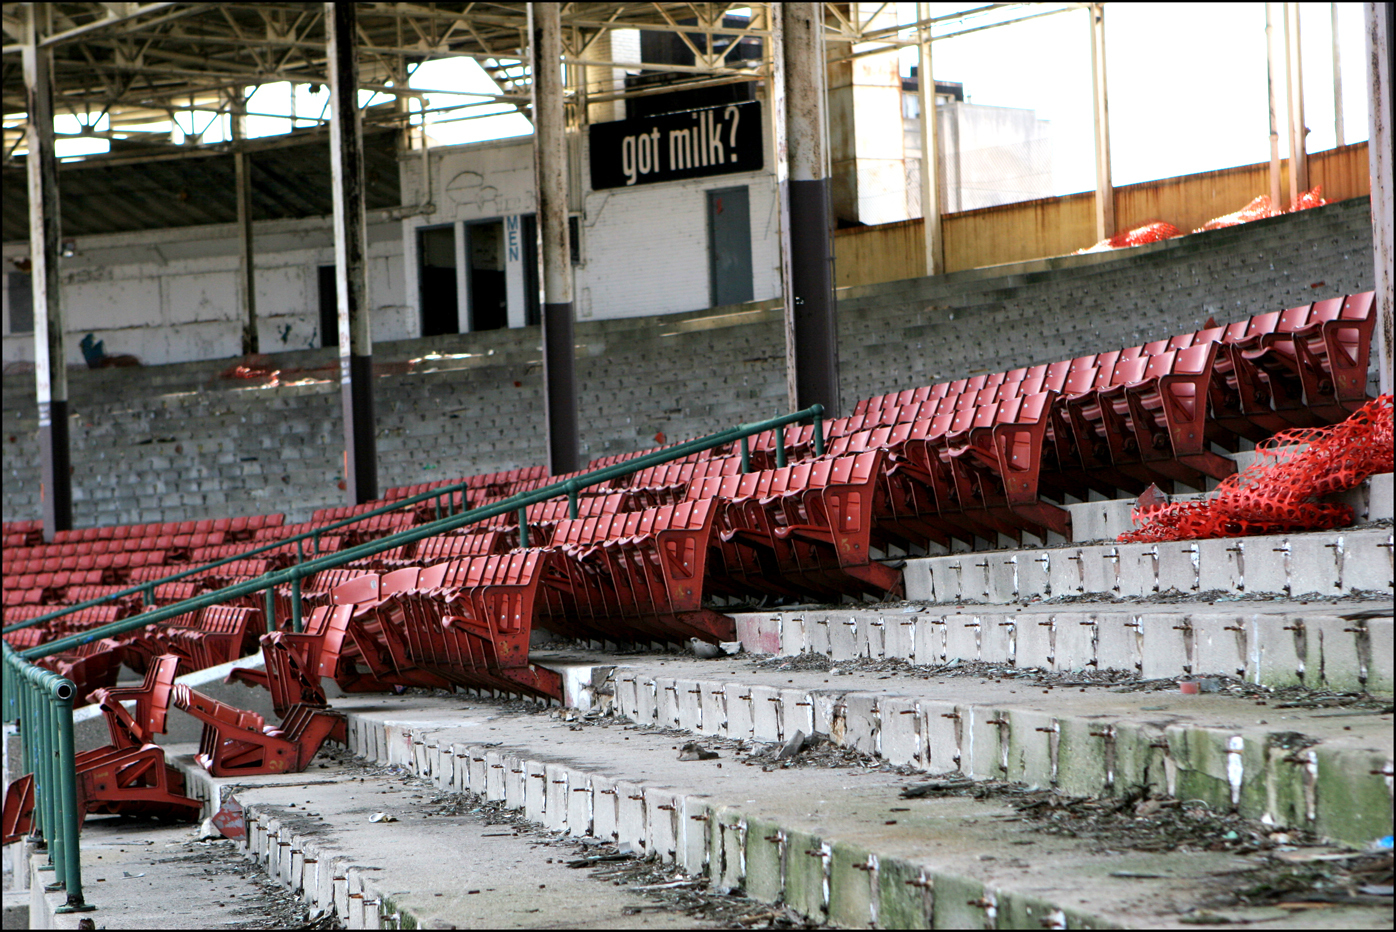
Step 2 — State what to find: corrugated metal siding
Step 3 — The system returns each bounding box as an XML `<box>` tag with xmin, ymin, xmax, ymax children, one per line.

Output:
<box><xmin>835</xmin><ymin>142</ymin><xmax>1371</xmax><ymax>287</ymax></box>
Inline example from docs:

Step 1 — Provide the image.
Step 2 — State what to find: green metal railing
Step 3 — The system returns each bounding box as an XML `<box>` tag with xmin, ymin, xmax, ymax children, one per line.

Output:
<box><xmin>2</xmin><ymin>641</ymin><xmax>94</xmax><ymax>913</ymax></box>
<box><xmin>14</xmin><ymin>403</ymin><xmax>824</xmax><ymax>661</ymax></box>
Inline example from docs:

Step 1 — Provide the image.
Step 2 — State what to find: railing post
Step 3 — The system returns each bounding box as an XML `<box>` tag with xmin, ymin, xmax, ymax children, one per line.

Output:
<box><xmin>37</xmin><ymin>695</ymin><xmax>55</xmax><ymax>867</ymax></box>
<box><xmin>263</xmin><ymin>585</ymin><xmax>276</xmax><ymax>632</ymax></box>
<box><xmin>142</xmin><ymin>582</ymin><xmax>154</xmax><ymax>608</ymax></box>
<box><xmin>775</xmin><ymin>424</ymin><xmax>787</xmax><ymax>468</ymax></box>
<box><xmin>53</xmin><ymin>680</ymin><xmax>91</xmax><ymax>912</ymax></box>
<box><xmin>312</xmin><ymin>531</ymin><xmax>321</xmax><ymax>557</ymax></box>
<box><xmin>434</xmin><ymin>494</ymin><xmax>441</xmax><ymax>522</ymax></box>
<box><xmin>296</xmin><ymin>538</ymin><xmax>305</xmax><ymax>564</ymax></box>
<box><xmin>518</xmin><ymin>507</ymin><xmax>529</xmax><ymax>548</ymax></box>
<box><xmin>812</xmin><ymin>407</ymin><xmax>825</xmax><ymax>457</ymax></box>
<box><xmin>567</xmin><ymin>481</ymin><xmax>579</xmax><ymax>520</ymax></box>
<box><xmin>291</xmin><ymin>576</ymin><xmax>303</xmax><ymax>634</ymax></box>
<box><xmin>740</xmin><ymin>436</ymin><xmax>750</xmax><ymax>474</ymax></box>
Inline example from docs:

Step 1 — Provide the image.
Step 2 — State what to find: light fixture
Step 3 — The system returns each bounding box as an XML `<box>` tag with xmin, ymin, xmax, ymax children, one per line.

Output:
<box><xmin>60</xmin><ymin>241</ymin><xmax>76</xmax><ymax>258</ymax></box>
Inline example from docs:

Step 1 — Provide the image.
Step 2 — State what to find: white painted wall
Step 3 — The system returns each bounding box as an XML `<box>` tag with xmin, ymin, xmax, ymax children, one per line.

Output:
<box><xmin>3</xmin><ymin>109</ymin><xmax>781</xmax><ymax>368</ymax></box>
<box><xmin>2</xmin><ymin>216</ymin><xmax>407</xmax><ymax>368</ymax></box>
<box><xmin>401</xmin><ymin>112</ymin><xmax>781</xmax><ymax>328</ymax></box>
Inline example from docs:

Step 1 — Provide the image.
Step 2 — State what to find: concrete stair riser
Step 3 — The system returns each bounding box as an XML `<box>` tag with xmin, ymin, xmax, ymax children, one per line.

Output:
<box><xmin>604</xmin><ymin>668</ymin><xmax>1391</xmax><ymax>848</ymax></box>
<box><xmin>903</xmin><ymin>528</ymin><xmax>1394</xmax><ymax>602</ymax></box>
<box><xmin>333</xmin><ymin>717</ymin><xmax>1128</xmax><ymax>930</ymax></box>
<box><xmin>731</xmin><ymin>608</ymin><xmax>1393</xmax><ymax>694</ymax></box>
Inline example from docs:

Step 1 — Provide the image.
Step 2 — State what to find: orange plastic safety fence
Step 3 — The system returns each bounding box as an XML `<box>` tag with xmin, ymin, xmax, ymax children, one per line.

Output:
<box><xmin>1193</xmin><ymin>186</ymin><xmax>1327</xmax><ymax>233</ymax></box>
<box><xmin>1120</xmin><ymin>395</ymin><xmax>1393</xmax><ymax>543</ymax></box>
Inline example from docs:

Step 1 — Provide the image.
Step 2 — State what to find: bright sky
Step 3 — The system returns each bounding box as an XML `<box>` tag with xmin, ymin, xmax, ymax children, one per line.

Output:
<box><xmin>45</xmin><ymin>2</ymin><xmax>1372</xmax><ymax>199</ymax></box>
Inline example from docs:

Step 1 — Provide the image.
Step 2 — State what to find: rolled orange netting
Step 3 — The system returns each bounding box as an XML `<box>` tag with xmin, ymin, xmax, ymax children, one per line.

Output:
<box><xmin>1119</xmin><ymin>394</ymin><xmax>1394</xmax><ymax>543</ymax></box>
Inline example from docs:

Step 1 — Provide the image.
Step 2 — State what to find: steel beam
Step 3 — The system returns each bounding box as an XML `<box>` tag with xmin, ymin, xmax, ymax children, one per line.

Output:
<box><xmin>231</xmin><ymin>86</ymin><xmax>258</xmax><ymax>356</ymax></box>
<box><xmin>1366</xmin><ymin>2</ymin><xmax>1393</xmax><ymax>395</ymax></box>
<box><xmin>24</xmin><ymin>6</ymin><xmax>71</xmax><ymax>542</ymax></box>
<box><xmin>917</xmin><ymin>2</ymin><xmax>943</xmax><ymax>276</ymax></box>
<box><xmin>530</xmin><ymin>2</ymin><xmax>580</xmax><ymax>475</ymax></box>
<box><xmin>1088</xmin><ymin>2</ymin><xmax>1114</xmax><ymax>242</ymax></box>
<box><xmin>1285</xmin><ymin>2</ymin><xmax>1309</xmax><ymax>206</ymax></box>
<box><xmin>780</xmin><ymin>1</ymin><xmax>840</xmax><ymax>417</ymax></box>
<box><xmin>1266</xmin><ymin>3</ymin><xmax>1284</xmax><ymax>211</ymax></box>
<box><xmin>326</xmin><ymin>1</ymin><xmax>377</xmax><ymax>503</ymax></box>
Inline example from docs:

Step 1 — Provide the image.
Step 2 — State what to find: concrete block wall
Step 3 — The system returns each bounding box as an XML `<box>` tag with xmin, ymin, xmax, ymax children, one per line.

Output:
<box><xmin>1</xmin><ymin>197</ymin><xmax>1377</xmax><ymax>527</ymax></box>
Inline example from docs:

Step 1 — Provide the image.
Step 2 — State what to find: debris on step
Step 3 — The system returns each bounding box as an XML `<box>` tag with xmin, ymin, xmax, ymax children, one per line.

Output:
<box><xmin>678</xmin><ymin>741</ymin><xmax>720</xmax><ymax>761</ymax></box>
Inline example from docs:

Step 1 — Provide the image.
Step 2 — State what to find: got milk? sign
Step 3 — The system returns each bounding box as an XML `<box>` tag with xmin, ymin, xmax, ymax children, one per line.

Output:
<box><xmin>589</xmin><ymin>100</ymin><xmax>762</xmax><ymax>190</ymax></box>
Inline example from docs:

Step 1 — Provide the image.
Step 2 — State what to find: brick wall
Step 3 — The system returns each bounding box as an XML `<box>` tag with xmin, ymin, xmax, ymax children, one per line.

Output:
<box><xmin>1</xmin><ymin>197</ymin><xmax>1375</xmax><ymax>527</ymax></box>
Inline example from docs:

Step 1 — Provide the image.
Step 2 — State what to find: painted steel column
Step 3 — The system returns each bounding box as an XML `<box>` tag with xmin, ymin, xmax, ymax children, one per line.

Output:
<box><xmin>917</xmin><ymin>2</ymin><xmax>943</xmax><ymax>276</ymax></box>
<box><xmin>1266</xmin><ymin>4</ymin><xmax>1285</xmax><ymax>211</ymax></box>
<box><xmin>780</xmin><ymin>1</ymin><xmax>840</xmax><ymax>417</ymax></box>
<box><xmin>1366</xmin><ymin>2</ymin><xmax>1393</xmax><ymax>394</ymax></box>
<box><xmin>529</xmin><ymin>2</ymin><xmax>580</xmax><ymax>475</ymax></box>
<box><xmin>326</xmin><ymin>1</ymin><xmax>378</xmax><ymax>503</ymax></box>
<box><xmin>1089</xmin><ymin>2</ymin><xmax>1115</xmax><ymax>242</ymax></box>
<box><xmin>231</xmin><ymin>86</ymin><xmax>258</xmax><ymax>356</ymax></box>
<box><xmin>24</xmin><ymin>6</ymin><xmax>71</xmax><ymax>541</ymax></box>
<box><xmin>1285</xmin><ymin>2</ymin><xmax>1309</xmax><ymax>206</ymax></box>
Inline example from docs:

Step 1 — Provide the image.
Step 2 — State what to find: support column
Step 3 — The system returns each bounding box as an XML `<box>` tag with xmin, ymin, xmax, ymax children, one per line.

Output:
<box><xmin>780</xmin><ymin>1</ymin><xmax>840</xmax><ymax>416</ymax></box>
<box><xmin>917</xmin><ymin>2</ymin><xmax>943</xmax><ymax>276</ymax></box>
<box><xmin>1366</xmin><ymin>2</ymin><xmax>1393</xmax><ymax>395</ymax></box>
<box><xmin>326</xmin><ymin>1</ymin><xmax>377</xmax><ymax>503</ymax></box>
<box><xmin>1332</xmin><ymin>1</ymin><xmax>1345</xmax><ymax>147</ymax></box>
<box><xmin>1284</xmin><ymin>2</ymin><xmax>1309</xmax><ymax>206</ymax></box>
<box><xmin>1266</xmin><ymin>3</ymin><xmax>1285</xmax><ymax>210</ymax></box>
<box><xmin>1088</xmin><ymin>2</ymin><xmax>1114</xmax><ymax>242</ymax></box>
<box><xmin>231</xmin><ymin>86</ymin><xmax>258</xmax><ymax>356</ymax></box>
<box><xmin>24</xmin><ymin>6</ymin><xmax>71</xmax><ymax>541</ymax></box>
<box><xmin>529</xmin><ymin>2</ymin><xmax>580</xmax><ymax>475</ymax></box>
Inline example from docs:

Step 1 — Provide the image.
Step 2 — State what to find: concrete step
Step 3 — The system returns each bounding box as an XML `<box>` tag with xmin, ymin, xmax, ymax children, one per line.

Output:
<box><xmin>584</xmin><ymin>653</ymin><xmax>1393</xmax><ymax>844</ymax></box>
<box><xmin>717</xmin><ymin>601</ymin><xmax>1394</xmax><ymax>694</ymax></box>
<box><xmin>164</xmin><ymin>689</ymin><xmax>1392</xmax><ymax>930</ymax></box>
<box><xmin>902</xmin><ymin>527</ymin><xmax>1395</xmax><ymax>603</ymax></box>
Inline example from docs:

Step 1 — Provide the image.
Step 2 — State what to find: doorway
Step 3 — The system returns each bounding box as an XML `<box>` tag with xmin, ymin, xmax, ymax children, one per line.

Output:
<box><xmin>317</xmin><ymin>265</ymin><xmax>337</xmax><ymax>348</ymax></box>
<box><xmin>418</xmin><ymin>225</ymin><xmax>459</xmax><ymax>337</ymax></box>
<box><xmin>707</xmin><ymin>186</ymin><xmax>753</xmax><ymax>307</ymax></box>
<box><xmin>465</xmin><ymin>221</ymin><xmax>507</xmax><ymax>331</ymax></box>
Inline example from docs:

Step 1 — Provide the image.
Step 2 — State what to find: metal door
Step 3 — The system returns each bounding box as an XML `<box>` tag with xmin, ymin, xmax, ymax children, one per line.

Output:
<box><xmin>707</xmin><ymin>186</ymin><xmax>753</xmax><ymax>307</ymax></box>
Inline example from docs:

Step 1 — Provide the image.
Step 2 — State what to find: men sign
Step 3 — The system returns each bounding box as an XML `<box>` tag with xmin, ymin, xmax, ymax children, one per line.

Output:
<box><xmin>589</xmin><ymin>100</ymin><xmax>762</xmax><ymax>190</ymax></box>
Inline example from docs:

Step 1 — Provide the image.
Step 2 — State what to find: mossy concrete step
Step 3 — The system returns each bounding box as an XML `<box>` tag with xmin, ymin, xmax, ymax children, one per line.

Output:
<box><xmin>568</xmin><ymin>654</ymin><xmax>1393</xmax><ymax>849</ymax></box>
<box><xmin>723</xmin><ymin>601</ymin><xmax>1394</xmax><ymax>694</ymax></box>
<box><xmin>194</xmin><ymin>693</ymin><xmax>1389</xmax><ymax>929</ymax></box>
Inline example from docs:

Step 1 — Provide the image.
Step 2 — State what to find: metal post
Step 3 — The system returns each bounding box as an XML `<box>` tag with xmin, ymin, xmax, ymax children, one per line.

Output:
<box><xmin>1366</xmin><ymin>2</ymin><xmax>1393</xmax><ymax>395</ymax></box>
<box><xmin>1088</xmin><ymin>2</ymin><xmax>1115</xmax><ymax>242</ymax></box>
<box><xmin>263</xmin><ymin>585</ymin><xmax>276</xmax><ymax>632</ymax></box>
<box><xmin>917</xmin><ymin>2</ymin><xmax>943</xmax><ymax>276</ymax></box>
<box><xmin>1284</xmin><ymin>2</ymin><xmax>1309</xmax><ymax>206</ymax></box>
<box><xmin>290</xmin><ymin>576</ymin><xmax>302</xmax><ymax>634</ymax></box>
<box><xmin>1332</xmin><ymin>2</ymin><xmax>1345</xmax><ymax>147</ymax></box>
<box><xmin>54</xmin><ymin>682</ymin><xmax>90</xmax><ymax>911</ymax></box>
<box><xmin>780</xmin><ymin>2</ymin><xmax>840</xmax><ymax>417</ymax></box>
<box><xmin>24</xmin><ymin>5</ymin><xmax>71</xmax><ymax>543</ymax></box>
<box><xmin>529</xmin><ymin>3</ymin><xmax>580</xmax><ymax>475</ymax></box>
<box><xmin>326</xmin><ymin>1</ymin><xmax>378</xmax><ymax>504</ymax></box>
<box><xmin>232</xmin><ymin>85</ymin><xmax>258</xmax><ymax>356</ymax></box>
<box><xmin>1266</xmin><ymin>3</ymin><xmax>1285</xmax><ymax>211</ymax></box>
<box><xmin>518</xmin><ymin>507</ymin><xmax>529</xmax><ymax>548</ymax></box>
<box><xmin>740</xmin><ymin>436</ymin><xmax>750</xmax><ymax>473</ymax></box>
